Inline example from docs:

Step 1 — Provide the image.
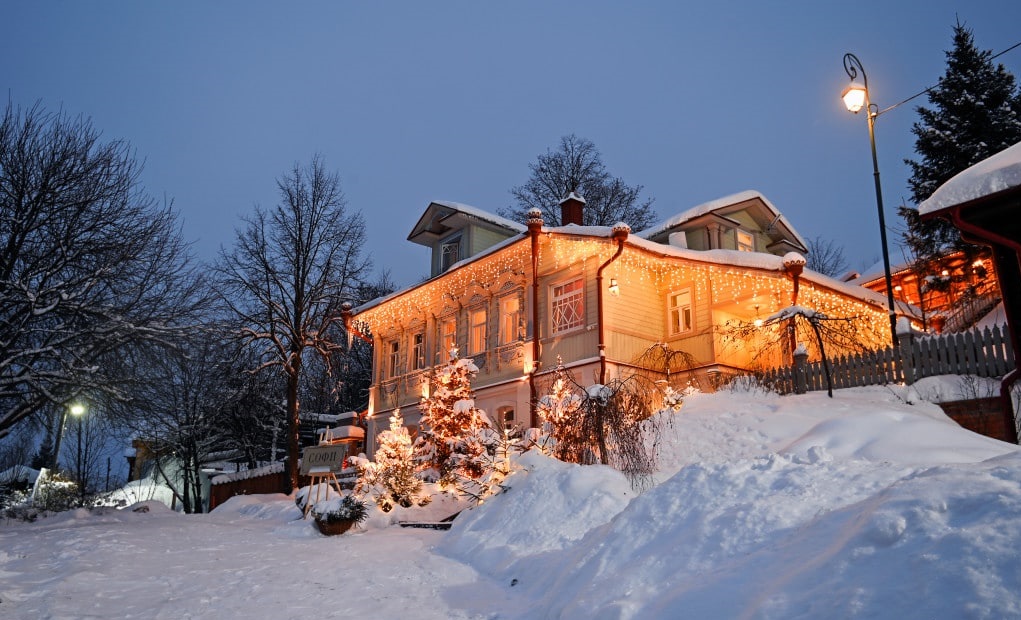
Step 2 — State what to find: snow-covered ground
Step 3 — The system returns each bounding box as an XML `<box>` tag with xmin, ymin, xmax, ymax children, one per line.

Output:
<box><xmin>3</xmin><ymin>378</ymin><xmax>1020</xmax><ymax>619</ymax></box>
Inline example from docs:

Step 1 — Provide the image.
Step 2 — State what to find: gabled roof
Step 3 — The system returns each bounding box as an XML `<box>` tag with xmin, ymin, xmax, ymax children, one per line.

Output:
<box><xmin>407</xmin><ymin>200</ymin><xmax>525</xmax><ymax>246</ymax></box>
<box><xmin>638</xmin><ymin>190</ymin><xmax>808</xmax><ymax>253</ymax></box>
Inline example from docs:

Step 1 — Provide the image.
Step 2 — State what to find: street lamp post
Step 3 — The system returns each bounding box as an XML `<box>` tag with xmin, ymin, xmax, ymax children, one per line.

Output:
<box><xmin>50</xmin><ymin>402</ymin><xmax>85</xmax><ymax>471</ymax></box>
<box><xmin>842</xmin><ymin>52</ymin><xmax>899</xmax><ymax>347</ymax></box>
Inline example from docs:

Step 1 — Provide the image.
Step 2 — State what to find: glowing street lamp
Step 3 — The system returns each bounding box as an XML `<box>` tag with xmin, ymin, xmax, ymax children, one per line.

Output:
<box><xmin>50</xmin><ymin>402</ymin><xmax>86</xmax><ymax>471</ymax></box>
<box><xmin>842</xmin><ymin>52</ymin><xmax>899</xmax><ymax>346</ymax></box>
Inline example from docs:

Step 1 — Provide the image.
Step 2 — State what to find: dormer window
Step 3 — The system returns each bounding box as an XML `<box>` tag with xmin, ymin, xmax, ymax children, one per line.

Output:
<box><xmin>737</xmin><ymin>230</ymin><xmax>754</xmax><ymax>252</ymax></box>
<box><xmin>440</xmin><ymin>234</ymin><xmax>462</xmax><ymax>272</ymax></box>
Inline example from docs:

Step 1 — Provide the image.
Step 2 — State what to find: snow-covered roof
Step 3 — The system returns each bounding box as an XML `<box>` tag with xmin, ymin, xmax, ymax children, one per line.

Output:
<box><xmin>357</xmin><ymin>217</ymin><xmax>889</xmax><ymax>320</ymax></box>
<box><xmin>636</xmin><ymin>190</ymin><xmax>808</xmax><ymax>251</ymax></box>
<box><xmin>918</xmin><ymin>141</ymin><xmax>1021</xmax><ymax>215</ymax></box>
<box><xmin>407</xmin><ymin>200</ymin><xmax>524</xmax><ymax>246</ymax></box>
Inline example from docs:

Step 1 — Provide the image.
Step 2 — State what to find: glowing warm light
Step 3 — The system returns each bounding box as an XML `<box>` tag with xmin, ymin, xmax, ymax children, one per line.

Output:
<box><xmin>842</xmin><ymin>82</ymin><xmax>867</xmax><ymax>113</ymax></box>
<box><xmin>753</xmin><ymin>319</ymin><xmax>764</xmax><ymax>328</ymax></box>
<box><xmin>420</xmin><ymin>380</ymin><xmax>430</xmax><ymax>399</ymax></box>
<box><xmin>941</xmin><ymin>270</ymin><xmax>949</xmax><ymax>276</ymax></box>
<box><xmin>608</xmin><ymin>278</ymin><xmax>620</xmax><ymax>296</ymax></box>
<box><xmin>70</xmin><ymin>403</ymin><xmax>85</xmax><ymax>416</ymax></box>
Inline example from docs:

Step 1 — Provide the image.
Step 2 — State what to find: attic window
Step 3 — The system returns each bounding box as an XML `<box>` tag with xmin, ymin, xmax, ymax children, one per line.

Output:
<box><xmin>737</xmin><ymin>230</ymin><xmax>754</xmax><ymax>252</ymax></box>
<box><xmin>440</xmin><ymin>235</ymin><xmax>462</xmax><ymax>272</ymax></box>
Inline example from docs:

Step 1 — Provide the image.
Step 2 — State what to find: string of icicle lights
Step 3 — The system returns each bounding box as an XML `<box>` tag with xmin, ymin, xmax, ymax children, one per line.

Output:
<box><xmin>358</xmin><ymin>233</ymin><xmax>891</xmax><ymax>349</ymax></box>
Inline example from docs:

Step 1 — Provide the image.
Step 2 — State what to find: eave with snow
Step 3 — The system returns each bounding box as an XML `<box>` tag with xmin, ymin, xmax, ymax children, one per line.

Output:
<box><xmin>353</xmin><ymin>191</ymin><xmax>893</xmax><ymax>455</ymax></box>
<box><xmin>918</xmin><ymin>140</ymin><xmax>1021</xmax><ymax>441</ymax></box>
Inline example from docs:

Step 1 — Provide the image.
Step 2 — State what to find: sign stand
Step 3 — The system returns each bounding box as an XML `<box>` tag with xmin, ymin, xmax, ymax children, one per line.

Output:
<box><xmin>303</xmin><ymin>465</ymin><xmax>343</xmax><ymax>518</ymax></box>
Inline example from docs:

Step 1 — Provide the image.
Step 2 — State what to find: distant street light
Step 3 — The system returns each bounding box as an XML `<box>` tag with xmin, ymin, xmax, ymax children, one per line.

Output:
<box><xmin>50</xmin><ymin>402</ymin><xmax>86</xmax><ymax>471</ymax></box>
<box><xmin>842</xmin><ymin>52</ymin><xmax>899</xmax><ymax>346</ymax></box>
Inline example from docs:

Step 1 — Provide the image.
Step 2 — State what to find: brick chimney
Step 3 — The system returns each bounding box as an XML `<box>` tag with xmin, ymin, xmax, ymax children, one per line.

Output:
<box><xmin>558</xmin><ymin>192</ymin><xmax>586</xmax><ymax>226</ymax></box>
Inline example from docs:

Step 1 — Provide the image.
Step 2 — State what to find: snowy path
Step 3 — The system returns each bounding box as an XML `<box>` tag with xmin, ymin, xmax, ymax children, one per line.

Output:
<box><xmin>0</xmin><ymin>498</ymin><xmax>519</xmax><ymax>619</ymax></box>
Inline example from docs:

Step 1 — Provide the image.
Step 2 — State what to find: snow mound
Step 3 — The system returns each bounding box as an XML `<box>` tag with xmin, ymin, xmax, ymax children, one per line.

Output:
<box><xmin>440</xmin><ymin>450</ymin><xmax>634</xmax><ymax>575</ymax></box>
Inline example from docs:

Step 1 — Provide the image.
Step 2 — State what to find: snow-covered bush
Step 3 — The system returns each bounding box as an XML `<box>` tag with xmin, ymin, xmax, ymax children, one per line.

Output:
<box><xmin>311</xmin><ymin>494</ymin><xmax>368</xmax><ymax>524</ymax></box>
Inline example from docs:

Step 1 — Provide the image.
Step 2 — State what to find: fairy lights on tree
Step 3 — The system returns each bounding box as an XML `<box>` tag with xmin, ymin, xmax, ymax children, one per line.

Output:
<box><xmin>414</xmin><ymin>348</ymin><xmax>494</xmax><ymax>485</ymax></box>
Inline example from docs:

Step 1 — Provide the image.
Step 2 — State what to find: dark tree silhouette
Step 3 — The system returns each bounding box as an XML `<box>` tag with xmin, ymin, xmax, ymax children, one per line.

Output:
<box><xmin>217</xmin><ymin>155</ymin><xmax>370</xmax><ymax>491</ymax></box>
<box><xmin>501</xmin><ymin>135</ymin><xmax>656</xmax><ymax>229</ymax></box>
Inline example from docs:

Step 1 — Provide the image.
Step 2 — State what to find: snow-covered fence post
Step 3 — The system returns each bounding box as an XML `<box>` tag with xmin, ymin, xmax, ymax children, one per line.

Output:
<box><xmin>897</xmin><ymin>317</ymin><xmax>916</xmax><ymax>385</ymax></box>
<box><xmin>793</xmin><ymin>345</ymin><xmax>809</xmax><ymax>394</ymax></box>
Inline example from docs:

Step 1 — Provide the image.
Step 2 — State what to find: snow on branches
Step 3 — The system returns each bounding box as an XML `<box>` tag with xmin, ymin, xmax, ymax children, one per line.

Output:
<box><xmin>414</xmin><ymin>351</ymin><xmax>494</xmax><ymax>485</ymax></box>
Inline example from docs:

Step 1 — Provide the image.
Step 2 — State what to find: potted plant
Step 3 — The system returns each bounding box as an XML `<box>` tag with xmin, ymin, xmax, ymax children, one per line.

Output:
<box><xmin>311</xmin><ymin>495</ymin><xmax>369</xmax><ymax>535</ymax></box>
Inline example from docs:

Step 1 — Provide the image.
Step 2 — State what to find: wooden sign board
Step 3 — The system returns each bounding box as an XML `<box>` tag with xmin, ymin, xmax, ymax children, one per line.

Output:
<box><xmin>300</xmin><ymin>444</ymin><xmax>346</xmax><ymax>475</ymax></box>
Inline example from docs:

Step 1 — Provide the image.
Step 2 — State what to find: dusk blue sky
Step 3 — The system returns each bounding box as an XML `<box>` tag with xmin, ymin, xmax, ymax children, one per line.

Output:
<box><xmin>5</xmin><ymin>2</ymin><xmax>1021</xmax><ymax>289</ymax></box>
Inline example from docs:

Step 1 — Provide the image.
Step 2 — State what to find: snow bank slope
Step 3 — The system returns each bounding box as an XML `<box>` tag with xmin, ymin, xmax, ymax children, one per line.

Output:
<box><xmin>443</xmin><ymin>385</ymin><xmax>1021</xmax><ymax>619</ymax></box>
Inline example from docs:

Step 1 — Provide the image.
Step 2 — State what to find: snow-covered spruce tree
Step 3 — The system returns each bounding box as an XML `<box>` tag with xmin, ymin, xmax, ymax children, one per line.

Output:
<box><xmin>413</xmin><ymin>350</ymin><xmax>493</xmax><ymax>485</ymax></box>
<box><xmin>535</xmin><ymin>361</ymin><xmax>585</xmax><ymax>459</ymax></box>
<box><xmin>900</xmin><ymin>22</ymin><xmax>1021</xmax><ymax>265</ymax></box>
<box><xmin>354</xmin><ymin>409</ymin><xmax>423</xmax><ymax>511</ymax></box>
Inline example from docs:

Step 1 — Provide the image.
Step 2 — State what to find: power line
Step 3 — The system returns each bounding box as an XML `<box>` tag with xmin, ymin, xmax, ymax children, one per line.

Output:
<box><xmin>877</xmin><ymin>39</ymin><xmax>1021</xmax><ymax>117</ymax></box>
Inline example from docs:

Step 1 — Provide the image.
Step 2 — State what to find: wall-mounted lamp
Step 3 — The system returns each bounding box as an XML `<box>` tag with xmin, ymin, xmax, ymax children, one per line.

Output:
<box><xmin>608</xmin><ymin>278</ymin><xmax>620</xmax><ymax>296</ymax></box>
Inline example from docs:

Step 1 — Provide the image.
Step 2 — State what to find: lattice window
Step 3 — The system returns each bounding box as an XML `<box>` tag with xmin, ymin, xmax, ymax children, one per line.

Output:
<box><xmin>551</xmin><ymin>278</ymin><xmax>584</xmax><ymax>334</ymax></box>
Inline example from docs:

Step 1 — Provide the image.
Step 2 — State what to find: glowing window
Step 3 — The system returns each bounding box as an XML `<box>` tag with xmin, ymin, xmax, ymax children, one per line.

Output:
<box><xmin>386</xmin><ymin>340</ymin><xmax>401</xmax><ymax>378</ymax></box>
<box><xmin>551</xmin><ymin>278</ymin><xmax>585</xmax><ymax>334</ymax></box>
<box><xmin>499</xmin><ymin>295</ymin><xmax>521</xmax><ymax>345</ymax></box>
<box><xmin>469</xmin><ymin>307</ymin><xmax>487</xmax><ymax>355</ymax></box>
<box><xmin>737</xmin><ymin>230</ymin><xmax>754</xmax><ymax>252</ymax></box>
<box><xmin>668</xmin><ymin>289</ymin><xmax>693</xmax><ymax>335</ymax></box>
<box><xmin>439</xmin><ymin>317</ymin><xmax>457</xmax><ymax>360</ymax></box>
<box><xmin>410</xmin><ymin>332</ymin><xmax>425</xmax><ymax>370</ymax></box>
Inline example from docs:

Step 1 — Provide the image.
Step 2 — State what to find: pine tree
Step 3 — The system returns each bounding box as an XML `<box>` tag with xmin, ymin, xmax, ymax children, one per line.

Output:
<box><xmin>356</xmin><ymin>408</ymin><xmax>423</xmax><ymax>511</ymax></box>
<box><xmin>414</xmin><ymin>350</ymin><xmax>492</xmax><ymax>484</ymax></box>
<box><xmin>900</xmin><ymin>22</ymin><xmax>1021</xmax><ymax>264</ymax></box>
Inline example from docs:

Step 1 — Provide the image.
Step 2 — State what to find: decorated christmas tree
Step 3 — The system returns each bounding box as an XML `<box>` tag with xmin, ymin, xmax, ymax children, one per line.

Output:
<box><xmin>414</xmin><ymin>348</ymin><xmax>492</xmax><ymax>484</ymax></box>
<box><xmin>368</xmin><ymin>408</ymin><xmax>423</xmax><ymax>510</ymax></box>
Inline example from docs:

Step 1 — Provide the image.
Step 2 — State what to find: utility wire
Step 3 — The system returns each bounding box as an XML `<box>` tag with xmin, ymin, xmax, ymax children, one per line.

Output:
<box><xmin>876</xmin><ymin>39</ymin><xmax>1021</xmax><ymax>117</ymax></box>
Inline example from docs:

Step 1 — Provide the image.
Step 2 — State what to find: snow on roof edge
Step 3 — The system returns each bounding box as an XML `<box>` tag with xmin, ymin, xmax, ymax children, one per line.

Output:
<box><xmin>430</xmin><ymin>200</ymin><xmax>526</xmax><ymax>233</ymax></box>
<box><xmin>918</xmin><ymin>141</ymin><xmax>1021</xmax><ymax>215</ymax></box>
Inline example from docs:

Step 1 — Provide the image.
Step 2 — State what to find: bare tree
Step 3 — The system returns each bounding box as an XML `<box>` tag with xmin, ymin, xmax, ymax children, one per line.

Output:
<box><xmin>537</xmin><ymin>362</ymin><xmax>659</xmax><ymax>491</ymax></box>
<box><xmin>500</xmin><ymin>135</ymin><xmax>657</xmax><ymax>229</ymax></box>
<box><xmin>217</xmin><ymin>155</ymin><xmax>370</xmax><ymax>491</ymax></box>
<box><xmin>0</xmin><ymin>101</ymin><xmax>206</xmax><ymax>440</ymax></box>
<box><xmin>112</xmin><ymin>335</ymin><xmax>233</xmax><ymax>513</ymax></box>
<box><xmin>805</xmin><ymin>236</ymin><xmax>850</xmax><ymax>278</ymax></box>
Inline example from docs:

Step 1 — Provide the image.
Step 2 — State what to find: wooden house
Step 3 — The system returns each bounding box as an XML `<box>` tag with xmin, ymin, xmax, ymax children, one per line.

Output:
<box><xmin>349</xmin><ymin>191</ymin><xmax>893</xmax><ymax>452</ymax></box>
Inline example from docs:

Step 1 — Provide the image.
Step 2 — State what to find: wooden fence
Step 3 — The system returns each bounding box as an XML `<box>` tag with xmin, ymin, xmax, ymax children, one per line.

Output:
<box><xmin>759</xmin><ymin>324</ymin><xmax>1016</xmax><ymax>395</ymax></box>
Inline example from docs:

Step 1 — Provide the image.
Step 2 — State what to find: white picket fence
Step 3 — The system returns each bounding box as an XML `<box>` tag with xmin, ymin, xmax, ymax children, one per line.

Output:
<box><xmin>759</xmin><ymin>324</ymin><xmax>1015</xmax><ymax>394</ymax></box>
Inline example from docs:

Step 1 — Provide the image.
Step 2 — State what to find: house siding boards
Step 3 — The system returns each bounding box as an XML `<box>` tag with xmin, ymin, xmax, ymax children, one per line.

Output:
<box><xmin>355</xmin><ymin>196</ymin><xmax>889</xmax><ymax>457</ymax></box>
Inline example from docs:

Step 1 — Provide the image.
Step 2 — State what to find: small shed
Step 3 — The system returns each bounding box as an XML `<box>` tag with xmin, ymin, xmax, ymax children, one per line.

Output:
<box><xmin>919</xmin><ymin>140</ymin><xmax>1021</xmax><ymax>444</ymax></box>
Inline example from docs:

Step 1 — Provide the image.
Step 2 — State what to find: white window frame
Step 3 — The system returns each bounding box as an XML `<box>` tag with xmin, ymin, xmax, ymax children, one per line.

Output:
<box><xmin>386</xmin><ymin>339</ymin><xmax>401</xmax><ymax>378</ymax></box>
<box><xmin>498</xmin><ymin>294</ymin><xmax>521</xmax><ymax>345</ymax></box>
<box><xmin>668</xmin><ymin>288</ymin><xmax>694</xmax><ymax>336</ymax></box>
<box><xmin>410</xmin><ymin>331</ymin><xmax>425</xmax><ymax>371</ymax></box>
<box><xmin>551</xmin><ymin>277</ymin><xmax>585</xmax><ymax>335</ymax></box>
<box><xmin>440</xmin><ymin>234</ymin><xmax>462</xmax><ymax>272</ymax></box>
<box><xmin>439</xmin><ymin>316</ymin><xmax>457</xmax><ymax>360</ymax></box>
<box><xmin>737</xmin><ymin>229</ymin><xmax>754</xmax><ymax>252</ymax></box>
<box><xmin>468</xmin><ymin>307</ymin><xmax>487</xmax><ymax>355</ymax></box>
